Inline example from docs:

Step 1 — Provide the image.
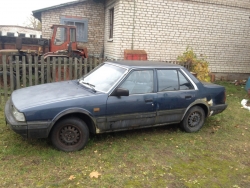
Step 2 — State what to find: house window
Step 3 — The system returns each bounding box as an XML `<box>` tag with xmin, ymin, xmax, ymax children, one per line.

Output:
<box><xmin>7</xmin><ymin>32</ymin><xmax>15</xmax><ymax>37</ymax></box>
<box><xmin>18</xmin><ymin>33</ymin><xmax>25</xmax><ymax>38</ymax></box>
<box><xmin>109</xmin><ymin>8</ymin><xmax>114</xmax><ymax>39</ymax></box>
<box><xmin>60</xmin><ymin>17</ymin><xmax>88</xmax><ymax>42</ymax></box>
<box><xmin>30</xmin><ymin>34</ymin><xmax>36</xmax><ymax>38</ymax></box>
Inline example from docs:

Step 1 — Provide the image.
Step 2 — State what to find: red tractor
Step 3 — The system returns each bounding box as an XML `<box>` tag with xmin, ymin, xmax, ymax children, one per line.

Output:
<box><xmin>0</xmin><ymin>24</ymin><xmax>88</xmax><ymax>87</ymax></box>
<box><xmin>43</xmin><ymin>24</ymin><xmax>88</xmax><ymax>59</ymax></box>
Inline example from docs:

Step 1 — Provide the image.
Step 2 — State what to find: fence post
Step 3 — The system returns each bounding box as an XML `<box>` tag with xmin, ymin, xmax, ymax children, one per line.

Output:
<box><xmin>58</xmin><ymin>57</ymin><xmax>62</xmax><ymax>82</ymax></box>
<box><xmin>94</xmin><ymin>57</ymin><xmax>97</xmax><ymax>69</ymax></box>
<box><xmin>79</xmin><ymin>58</ymin><xmax>83</xmax><ymax>78</ymax></box>
<box><xmin>46</xmin><ymin>57</ymin><xmax>50</xmax><ymax>83</ymax></box>
<box><xmin>0</xmin><ymin>56</ymin><xmax>2</xmax><ymax>104</ymax></box>
<box><xmin>89</xmin><ymin>56</ymin><xmax>93</xmax><ymax>71</ymax></box>
<box><xmin>28</xmin><ymin>55</ymin><xmax>32</xmax><ymax>86</ymax></box>
<box><xmin>41</xmin><ymin>56</ymin><xmax>44</xmax><ymax>84</ymax></box>
<box><xmin>52</xmin><ymin>57</ymin><xmax>56</xmax><ymax>82</ymax></box>
<box><xmin>15</xmin><ymin>56</ymin><xmax>20</xmax><ymax>89</ymax></box>
<box><xmin>69</xmin><ymin>57</ymin><xmax>72</xmax><ymax>80</ymax></box>
<box><xmin>84</xmin><ymin>58</ymin><xmax>87</xmax><ymax>75</ymax></box>
<box><xmin>74</xmin><ymin>58</ymin><xmax>78</xmax><ymax>79</ymax></box>
<box><xmin>22</xmin><ymin>56</ymin><xmax>26</xmax><ymax>87</ymax></box>
<box><xmin>63</xmin><ymin>58</ymin><xmax>67</xmax><ymax>81</ymax></box>
<box><xmin>3</xmin><ymin>55</ymin><xmax>8</xmax><ymax>102</ymax></box>
<box><xmin>34</xmin><ymin>56</ymin><xmax>38</xmax><ymax>85</ymax></box>
<box><xmin>9</xmin><ymin>59</ymin><xmax>14</xmax><ymax>92</ymax></box>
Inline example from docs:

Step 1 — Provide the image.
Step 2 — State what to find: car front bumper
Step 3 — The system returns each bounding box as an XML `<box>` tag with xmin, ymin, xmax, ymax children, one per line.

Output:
<box><xmin>5</xmin><ymin>99</ymin><xmax>51</xmax><ymax>139</ymax></box>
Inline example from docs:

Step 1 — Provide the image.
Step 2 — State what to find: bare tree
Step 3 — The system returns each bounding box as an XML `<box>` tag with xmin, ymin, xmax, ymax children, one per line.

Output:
<box><xmin>24</xmin><ymin>15</ymin><xmax>42</xmax><ymax>31</ymax></box>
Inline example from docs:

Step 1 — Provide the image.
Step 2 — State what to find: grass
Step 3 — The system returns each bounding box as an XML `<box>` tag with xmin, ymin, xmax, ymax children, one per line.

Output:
<box><xmin>0</xmin><ymin>81</ymin><xmax>250</xmax><ymax>187</ymax></box>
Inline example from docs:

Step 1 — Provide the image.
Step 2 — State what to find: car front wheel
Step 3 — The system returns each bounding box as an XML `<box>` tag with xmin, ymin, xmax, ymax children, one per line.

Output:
<box><xmin>50</xmin><ymin>117</ymin><xmax>89</xmax><ymax>152</ymax></box>
<box><xmin>180</xmin><ymin>106</ymin><xmax>205</xmax><ymax>133</ymax></box>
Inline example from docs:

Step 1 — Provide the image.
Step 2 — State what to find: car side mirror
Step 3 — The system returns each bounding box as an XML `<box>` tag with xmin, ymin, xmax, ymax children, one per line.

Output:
<box><xmin>111</xmin><ymin>87</ymin><xmax>129</xmax><ymax>96</ymax></box>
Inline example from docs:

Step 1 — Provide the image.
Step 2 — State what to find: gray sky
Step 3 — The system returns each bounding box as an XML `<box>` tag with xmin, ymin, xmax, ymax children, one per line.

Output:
<box><xmin>0</xmin><ymin>0</ymin><xmax>72</xmax><ymax>26</ymax></box>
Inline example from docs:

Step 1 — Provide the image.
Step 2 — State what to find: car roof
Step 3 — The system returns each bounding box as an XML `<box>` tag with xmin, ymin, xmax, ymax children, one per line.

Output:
<box><xmin>105</xmin><ymin>60</ymin><xmax>183</xmax><ymax>69</ymax></box>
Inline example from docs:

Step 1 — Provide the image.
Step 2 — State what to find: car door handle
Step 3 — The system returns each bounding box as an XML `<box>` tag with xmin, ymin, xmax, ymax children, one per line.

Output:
<box><xmin>145</xmin><ymin>99</ymin><xmax>153</xmax><ymax>103</ymax></box>
<box><xmin>185</xmin><ymin>96</ymin><xmax>192</xmax><ymax>99</ymax></box>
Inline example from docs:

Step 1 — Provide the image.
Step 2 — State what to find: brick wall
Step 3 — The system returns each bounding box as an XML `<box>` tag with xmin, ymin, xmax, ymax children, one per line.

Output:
<box><xmin>41</xmin><ymin>0</ymin><xmax>105</xmax><ymax>56</ymax></box>
<box><xmin>104</xmin><ymin>0</ymin><xmax>250</xmax><ymax>73</ymax></box>
<box><xmin>104</xmin><ymin>0</ymin><xmax>121</xmax><ymax>60</ymax></box>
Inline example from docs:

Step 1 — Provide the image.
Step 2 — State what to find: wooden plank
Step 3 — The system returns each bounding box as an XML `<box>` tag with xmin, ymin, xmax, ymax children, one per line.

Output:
<box><xmin>34</xmin><ymin>56</ymin><xmax>38</xmax><ymax>85</ymax></box>
<box><xmin>3</xmin><ymin>55</ymin><xmax>8</xmax><ymax>102</ymax></box>
<box><xmin>28</xmin><ymin>55</ymin><xmax>32</xmax><ymax>86</ymax></box>
<box><xmin>22</xmin><ymin>56</ymin><xmax>26</xmax><ymax>87</ymax></box>
<box><xmin>74</xmin><ymin>58</ymin><xmax>78</xmax><ymax>79</ymax></box>
<box><xmin>63</xmin><ymin>58</ymin><xmax>67</xmax><ymax>81</ymax></box>
<box><xmin>41</xmin><ymin>56</ymin><xmax>44</xmax><ymax>84</ymax></box>
<box><xmin>94</xmin><ymin>57</ymin><xmax>97</xmax><ymax>68</ymax></box>
<box><xmin>58</xmin><ymin>57</ymin><xmax>61</xmax><ymax>82</ymax></box>
<box><xmin>0</xmin><ymin>56</ymin><xmax>2</xmax><ymax>104</ymax></box>
<box><xmin>52</xmin><ymin>57</ymin><xmax>56</xmax><ymax>82</ymax></box>
<box><xmin>9</xmin><ymin>59</ymin><xmax>14</xmax><ymax>92</ymax></box>
<box><xmin>69</xmin><ymin>57</ymin><xmax>72</xmax><ymax>80</ymax></box>
<box><xmin>89</xmin><ymin>56</ymin><xmax>93</xmax><ymax>71</ymax></box>
<box><xmin>46</xmin><ymin>57</ymin><xmax>50</xmax><ymax>83</ymax></box>
<box><xmin>79</xmin><ymin>58</ymin><xmax>83</xmax><ymax>78</ymax></box>
<box><xmin>16</xmin><ymin>56</ymin><xmax>20</xmax><ymax>89</ymax></box>
<box><xmin>84</xmin><ymin>58</ymin><xmax>87</xmax><ymax>75</ymax></box>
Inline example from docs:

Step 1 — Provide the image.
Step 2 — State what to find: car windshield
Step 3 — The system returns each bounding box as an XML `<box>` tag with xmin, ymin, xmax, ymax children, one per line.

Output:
<box><xmin>80</xmin><ymin>63</ymin><xmax>127</xmax><ymax>92</ymax></box>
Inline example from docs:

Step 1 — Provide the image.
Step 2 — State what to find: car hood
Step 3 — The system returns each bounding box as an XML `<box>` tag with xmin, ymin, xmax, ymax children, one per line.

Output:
<box><xmin>11</xmin><ymin>80</ymin><xmax>95</xmax><ymax>111</ymax></box>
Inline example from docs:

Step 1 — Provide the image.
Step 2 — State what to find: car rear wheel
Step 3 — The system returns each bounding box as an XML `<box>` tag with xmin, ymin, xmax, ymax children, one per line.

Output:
<box><xmin>180</xmin><ymin>106</ymin><xmax>205</xmax><ymax>132</ymax></box>
<box><xmin>50</xmin><ymin>117</ymin><xmax>89</xmax><ymax>152</ymax></box>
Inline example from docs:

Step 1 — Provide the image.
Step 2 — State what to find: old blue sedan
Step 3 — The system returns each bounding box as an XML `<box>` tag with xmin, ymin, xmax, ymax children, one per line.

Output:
<box><xmin>5</xmin><ymin>61</ymin><xmax>227</xmax><ymax>151</ymax></box>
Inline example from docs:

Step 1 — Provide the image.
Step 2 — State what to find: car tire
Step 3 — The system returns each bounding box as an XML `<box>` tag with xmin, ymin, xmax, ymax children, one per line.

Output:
<box><xmin>180</xmin><ymin>106</ymin><xmax>205</xmax><ymax>133</ymax></box>
<box><xmin>50</xmin><ymin>117</ymin><xmax>89</xmax><ymax>152</ymax></box>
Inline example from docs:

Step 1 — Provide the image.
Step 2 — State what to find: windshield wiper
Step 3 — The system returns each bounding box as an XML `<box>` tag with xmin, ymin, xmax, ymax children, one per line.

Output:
<box><xmin>79</xmin><ymin>80</ymin><xmax>96</xmax><ymax>92</ymax></box>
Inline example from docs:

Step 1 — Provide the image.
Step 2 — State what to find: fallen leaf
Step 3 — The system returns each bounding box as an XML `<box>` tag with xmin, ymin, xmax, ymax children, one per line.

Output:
<box><xmin>68</xmin><ymin>175</ymin><xmax>75</xmax><ymax>180</ymax></box>
<box><xmin>89</xmin><ymin>171</ymin><xmax>101</xmax><ymax>178</ymax></box>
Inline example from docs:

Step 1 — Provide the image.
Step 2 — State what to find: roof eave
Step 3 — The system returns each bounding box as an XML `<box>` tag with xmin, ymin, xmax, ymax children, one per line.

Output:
<box><xmin>32</xmin><ymin>0</ymin><xmax>86</xmax><ymax>21</ymax></box>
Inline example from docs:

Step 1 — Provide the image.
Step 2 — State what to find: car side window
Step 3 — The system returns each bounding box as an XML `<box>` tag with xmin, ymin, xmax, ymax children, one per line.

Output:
<box><xmin>157</xmin><ymin>70</ymin><xmax>179</xmax><ymax>91</ymax></box>
<box><xmin>120</xmin><ymin>70</ymin><xmax>154</xmax><ymax>94</ymax></box>
<box><xmin>179</xmin><ymin>71</ymin><xmax>194</xmax><ymax>90</ymax></box>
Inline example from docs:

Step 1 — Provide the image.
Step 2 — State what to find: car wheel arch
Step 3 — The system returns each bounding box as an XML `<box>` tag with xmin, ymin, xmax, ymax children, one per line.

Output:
<box><xmin>181</xmin><ymin>100</ymin><xmax>210</xmax><ymax>121</ymax></box>
<box><xmin>48</xmin><ymin>109</ymin><xmax>97</xmax><ymax>136</ymax></box>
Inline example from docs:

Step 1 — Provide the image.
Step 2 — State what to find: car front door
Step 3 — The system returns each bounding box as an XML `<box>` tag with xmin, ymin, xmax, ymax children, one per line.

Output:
<box><xmin>155</xmin><ymin>69</ymin><xmax>198</xmax><ymax>124</ymax></box>
<box><xmin>106</xmin><ymin>69</ymin><xmax>157</xmax><ymax>131</ymax></box>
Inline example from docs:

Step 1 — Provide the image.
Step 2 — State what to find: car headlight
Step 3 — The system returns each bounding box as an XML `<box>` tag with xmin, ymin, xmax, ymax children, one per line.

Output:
<box><xmin>12</xmin><ymin>106</ymin><xmax>25</xmax><ymax>122</ymax></box>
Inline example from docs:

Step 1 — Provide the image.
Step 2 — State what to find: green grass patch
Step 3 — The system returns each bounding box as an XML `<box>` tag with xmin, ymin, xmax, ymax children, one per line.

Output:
<box><xmin>0</xmin><ymin>81</ymin><xmax>250</xmax><ymax>187</ymax></box>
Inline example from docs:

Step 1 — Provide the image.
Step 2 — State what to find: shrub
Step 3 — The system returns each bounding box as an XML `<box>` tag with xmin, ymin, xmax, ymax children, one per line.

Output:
<box><xmin>177</xmin><ymin>47</ymin><xmax>211</xmax><ymax>82</ymax></box>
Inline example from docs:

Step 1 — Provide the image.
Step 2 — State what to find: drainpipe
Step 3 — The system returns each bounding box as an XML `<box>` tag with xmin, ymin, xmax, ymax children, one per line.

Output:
<box><xmin>131</xmin><ymin>0</ymin><xmax>136</xmax><ymax>50</ymax></box>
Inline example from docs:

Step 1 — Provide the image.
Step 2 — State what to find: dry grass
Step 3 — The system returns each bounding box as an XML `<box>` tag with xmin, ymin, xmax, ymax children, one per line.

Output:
<box><xmin>0</xmin><ymin>81</ymin><xmax>250</xmax><ymax>187</ymax></box>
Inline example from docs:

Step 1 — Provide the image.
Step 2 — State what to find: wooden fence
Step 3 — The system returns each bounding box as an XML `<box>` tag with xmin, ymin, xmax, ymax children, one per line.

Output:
<box><xmin>0</xmin><ymin>55</ymin><xmax>103</xmax><ymax>104</ymax></box>
<box><xmin>0</xmin><ymin>55</ymin><xmax>190</xmax><ymax>105</ymax></box>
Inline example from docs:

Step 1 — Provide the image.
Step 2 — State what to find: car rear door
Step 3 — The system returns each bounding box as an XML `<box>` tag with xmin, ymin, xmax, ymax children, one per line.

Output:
<box><xmin>106</xmin><ymin>69</ymin><xmax>157</xmax><ymax>131</ymax></box>
<box><xmin>155</xmin><ymin>69</ymin><xmax>198</xmax><ymax>124</ymax></box>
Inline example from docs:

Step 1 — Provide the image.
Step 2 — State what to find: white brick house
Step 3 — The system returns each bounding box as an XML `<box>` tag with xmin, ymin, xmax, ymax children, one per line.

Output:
<box><xmin>33</xmin><ymin>0</ymin><xmax>250</xmax><ymax>78</ymax></box>
<box><xmin>0</xmin><ymin>25</ymin><xmax>41</xmax><ymax>38</ymax></box>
